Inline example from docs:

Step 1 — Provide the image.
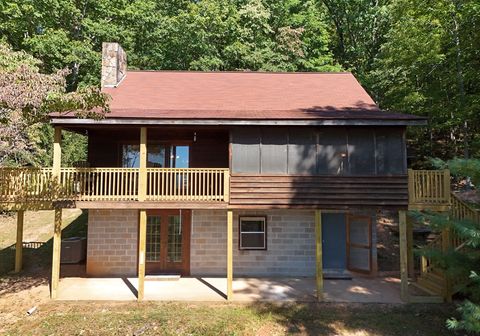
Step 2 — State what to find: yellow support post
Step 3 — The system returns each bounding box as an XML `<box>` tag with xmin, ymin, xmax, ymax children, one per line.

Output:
<box><xmin>399</xmin><ymin>210</ymin><xmax>409</xmax><ymax>302</ymax></box>
<box><xmin>14</xmin><ymin>210</ymin><xmax>24</xmax><ymax>273</ymax></box>
<box><xmin>227</xmin><ymin>210</ymin><xmax>233</xmax><ymax>300</ymax></box>
<box><xmin>51</xmin><ymin>208</ymin><xmax>62</xmax><ymax>299</ymax></box>
<box><xmin>443</xmin><ymin>169</ymin><xmax>451</xmax><ymax>204</ymax></box>
<box><xmin>407</xmin><ymin>216</ymin><xmax>415</xmax><ymax>279</ymax></box>
<box><xmin>315</xmin><ymin>210</ymin><xmax>323</xmax><ymax>301</ymax></box>
<box><xmin>138</xmin><ymin>210</ymin><xmax>147</xmax><ymax>301</ymax></box>
<box><xmin>138</xmin><ymin>127</ymin><xmax>147</xmax><ymax>202</ymax></box>
<box><xmin>53</xmin><ymin>127</ymin><xmax>62</xmax><ymax>178</ymax></box>
<box><xmin>407</xmin><ymin>169</ymin><xmax>414</xmax><ymax>205</ymax></box>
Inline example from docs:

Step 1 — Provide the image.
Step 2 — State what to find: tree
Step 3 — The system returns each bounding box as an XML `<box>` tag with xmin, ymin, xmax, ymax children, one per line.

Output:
<box><xmin>0</xmin><ymin>43</ymin><xmax>108</xmax><ymax>166</ymax></box>
<box><xmin>417</xmin><ymin>158</ymin><xmax>480</xmax><ymax>333</ymax></box>
<box><xmin>368</xmin><ymin>0</ymin><xmax>480</xmax><ymax>162</ymax></box>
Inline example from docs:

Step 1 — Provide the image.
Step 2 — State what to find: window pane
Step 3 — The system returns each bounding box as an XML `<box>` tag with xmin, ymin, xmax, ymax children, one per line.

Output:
<box><xmin>148</xmin><ymin>145</ymin><xmax>166</xmax><ymax>168</ymax></box>
<box><xmin>122</xmin><ymin>145</ymin><xmax>140</xmax><ymax>168</ymax></box>
<box><xmin>241</xmin><ymin>220</ymin><xmax>264</xmax><ymax>232</ymax></box>
<box><xmin>146</xmin><ymin>216</ymin><xmax>161</xmax><ymax>262</ymax></box>
<box><xmin>167</xmin><ymin>215</ymin><xmax>182</xmax><ymax>262</ymax></box>
<box><xmin>241</xmin><ymin>233</ymin><xmax>265</xmax><ymax>248</ymax></box>
<box><xmin>122</xmin><ymin>144</ymin><xmax>166</xmax><ymax>168</ymax></box>
<box><xmin>170</xmin><ymin>146</ymin><xmax>189</xmax><ymax>168</ymax></box>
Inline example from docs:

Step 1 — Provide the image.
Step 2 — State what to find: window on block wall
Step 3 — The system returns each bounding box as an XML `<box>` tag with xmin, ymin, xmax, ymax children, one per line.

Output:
<box><xmin>239</xmin><ymin>217</ymin><xmax>267</xmax><ymax>250</ymax></box>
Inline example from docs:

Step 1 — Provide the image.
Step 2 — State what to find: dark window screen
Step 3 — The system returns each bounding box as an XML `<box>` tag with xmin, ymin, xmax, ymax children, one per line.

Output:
<box><xmin>348</xmin><ymin>129</ymin><xmax>375</xmax><ymax>175</ymax></box>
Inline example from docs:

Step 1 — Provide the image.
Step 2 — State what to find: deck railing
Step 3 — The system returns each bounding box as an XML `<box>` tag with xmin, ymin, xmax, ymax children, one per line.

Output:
<box><xmin>59</xmin><ymin>168</ymin><xmax>140</xmax><ymax>201</ymax></box>
<box><xmin>0</xmin><ymin>168</ymin><xmax>53</xmax><ymax>202</ymax></box>
<box><xmin>408</xmin><ymin>169</ymin><xmax>451</xmax><ymax>208</ymax></box>
<box><xmin>0</xmin><ymin>167</ymin><xmax>230</xmax><ymax>203</ymax></box>
<box><xmin>146</xmin><ymin>168</ymin><xmax>229</xmax><ymax>202</ymax></box>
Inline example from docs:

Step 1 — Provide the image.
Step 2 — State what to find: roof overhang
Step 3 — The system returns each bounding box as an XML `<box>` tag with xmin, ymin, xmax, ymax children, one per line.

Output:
<box><xmin>50</xmin><ymin>118</ymin><xmax>428</xmax><ymax>127</ymax></box>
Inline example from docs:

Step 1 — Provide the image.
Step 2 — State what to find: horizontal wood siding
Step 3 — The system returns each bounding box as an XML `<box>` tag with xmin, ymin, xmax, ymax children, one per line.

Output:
<box><xmin>229</xmin><ymin>175</ymin><xmax>408</xmax><ymax>209</ymax></box>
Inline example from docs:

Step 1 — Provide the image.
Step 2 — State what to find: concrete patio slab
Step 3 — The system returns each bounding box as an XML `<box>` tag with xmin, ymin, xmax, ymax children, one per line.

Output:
<box><xmin>57</xmin><ymin>276</ymin><xmax>402</xmax><ymax>303</ymax></box>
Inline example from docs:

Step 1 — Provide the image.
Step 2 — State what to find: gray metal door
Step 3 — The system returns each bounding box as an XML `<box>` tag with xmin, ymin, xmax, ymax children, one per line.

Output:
<box><xmin>322</xmin><ymin>213</ymin><xmax>347</xmax><ymax>270</ymax></box>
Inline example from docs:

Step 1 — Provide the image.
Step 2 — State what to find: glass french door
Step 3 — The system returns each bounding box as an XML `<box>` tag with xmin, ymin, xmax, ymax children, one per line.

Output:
<box><xmin>145</xmin><ymin>210</ymin><xmax>191</xmax><ymax>275</ymax></box>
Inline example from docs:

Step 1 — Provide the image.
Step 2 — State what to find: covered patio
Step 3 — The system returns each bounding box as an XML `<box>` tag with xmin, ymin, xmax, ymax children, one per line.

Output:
<box><xmin>56</xmin><ymin>276</ymin><xmax>403</xmax><ymax>303</ymax></box>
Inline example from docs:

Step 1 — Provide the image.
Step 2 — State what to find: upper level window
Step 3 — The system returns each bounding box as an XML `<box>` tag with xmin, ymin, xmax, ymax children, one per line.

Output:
<box><xmin>121</xmin><ymin>145</ymin><xmax>189</xmax><ymax>168</ymax></box>
<box><xmin>239</xmin><ymin>217</ymin><xmax>267</xmax><ymax>250</ymax></box>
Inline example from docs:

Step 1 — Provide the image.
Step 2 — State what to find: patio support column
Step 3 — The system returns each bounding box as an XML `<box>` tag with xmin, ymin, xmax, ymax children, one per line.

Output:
<box><xmin>14</xmin><ymin>210</ymin><xmax>24</xmax><ymax>273</ymax></box>
<box><xmin>52</xmin><ymin>126</ymin><xmax>62</xmax><ymax>177</ymax></box>
<box><xmin>315</xmin><ymin>210</ymin><xmax>323</xmax><ymax>301</ymax></box>
<box><xmin>51</xmin><ymin>208</ymin><xmax>62</xmax><ymax>299</ymax></box>
<box><xmin>407</xmin><ymin>216</ymin><xmax>415</xmax><ymax>279</ymax></box>
<box><xmin>138</xmin><ymin>127</ymin><xmax>147</xmax><ymax>202</ymax></box>
<box><xmin>138</xmin><ymin>209</ymin><xmax>147</xmax><ymax>301</ymax></box>
<box><xmin>227</xmin><ymin>210</ymin><xmax>233</xmax><ymax>301</ymax></box>
<box><xmin>399</xmin><ymin>210</ymin><xmax>409</xmax><ymax>302</ymax></box>
<box><xmin>51</xmin><ymin>126</ymin><xmax>62</xmax><ymax>299</ymax></box>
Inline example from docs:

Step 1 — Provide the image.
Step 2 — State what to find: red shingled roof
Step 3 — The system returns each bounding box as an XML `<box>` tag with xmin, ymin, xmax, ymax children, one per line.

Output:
<box><xmin>57</xmin><ymin>71</ymin><xmax>425</xmax><ymax>121</ymax></box>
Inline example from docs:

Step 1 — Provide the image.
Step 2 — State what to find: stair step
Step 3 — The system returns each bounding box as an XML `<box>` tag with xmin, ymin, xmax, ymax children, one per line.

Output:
<box><xmin>422</xmin><ymin>271</ymin><xmax>446</xmax><ymax>284</ymax></box>
<box><xmin>417</xmin><ymin>278</ymin><xmax>445</xmax><ymax>296</ymax></box>
<box><xmin>410</xmin><ymin>282</ymin><xmax>443</xmax><ymax>298</ymax></box>
<box><xmin>408</xmin><ymin>294</ymin><xmax>444</xmax><ymax>304</ymax></box>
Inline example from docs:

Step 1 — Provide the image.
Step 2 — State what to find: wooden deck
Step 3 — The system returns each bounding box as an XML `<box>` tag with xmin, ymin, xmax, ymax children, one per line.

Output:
<box><xmin>0</xmin><ymin>168</ymin><xmax>453</xmax><ymax>211</ymax></box>
<box><xmin>0</xmin><ymin>167</ymin><xmax>230</xmax><ymax>210</ymax></box>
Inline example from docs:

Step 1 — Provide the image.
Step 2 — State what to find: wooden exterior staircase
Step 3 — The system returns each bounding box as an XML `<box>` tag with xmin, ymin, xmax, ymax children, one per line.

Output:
<box><xmin>409</xmin><ymin>171</ymin><xmax>480</xmax><ymax>301</ymax></box>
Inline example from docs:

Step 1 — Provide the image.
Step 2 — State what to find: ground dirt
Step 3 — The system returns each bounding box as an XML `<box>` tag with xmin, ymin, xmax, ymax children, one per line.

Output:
<box><xmin>376</xmin><ymin>211</ymin><xmax>401</xmax><ymax>272</ymax></box>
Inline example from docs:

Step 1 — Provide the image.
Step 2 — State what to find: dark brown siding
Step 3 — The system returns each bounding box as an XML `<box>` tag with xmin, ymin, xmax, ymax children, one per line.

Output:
<box><xmin>229</xmin><ymin>174</ymin><xmax>408</xmax><ymax>209</ymax></box>
<box><xmin>86</xmin><ymin>127</ymin><xmax>228</xmax><ymax>168</ymax></box>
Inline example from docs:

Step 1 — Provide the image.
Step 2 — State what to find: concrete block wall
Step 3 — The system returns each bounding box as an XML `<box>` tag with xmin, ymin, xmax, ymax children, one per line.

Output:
<box><xmin>190</xmin><ymin>209</ymin><xmax>317</xmax><ymax>277</ymax></box>
<box><xmin>86</xmin><ymin>209</ymin><xmax>138</xmax><ymax>276</ymax></box>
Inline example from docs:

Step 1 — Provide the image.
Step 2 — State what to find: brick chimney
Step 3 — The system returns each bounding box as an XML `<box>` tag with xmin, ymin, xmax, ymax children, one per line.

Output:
<box><xmin>101</xmin><ymin>42</ymin><xmax>127</xmax><ymax>88</ymax></box>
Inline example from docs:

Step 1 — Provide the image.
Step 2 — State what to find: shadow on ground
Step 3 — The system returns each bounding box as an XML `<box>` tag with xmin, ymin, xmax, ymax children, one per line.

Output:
<box><xmin>249</xmin><ymin>302</ymin><xmax>457</xmax><ymax>336</ymax></box>
<box><xmin>0</xmin><ymin>210</ymin><xmax>88</xmax><ymax>296</ymax></box>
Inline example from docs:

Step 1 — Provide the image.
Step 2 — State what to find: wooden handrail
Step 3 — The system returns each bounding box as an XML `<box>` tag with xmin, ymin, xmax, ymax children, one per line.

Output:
<box><xmin>408</xmin><ymin>169</ymin><xmax>451</xmax><ymax>206</ymax></box>
<box><xmin>0</xmin><ymin>167</ymin><xmax>230</xmax><ymax>203</ymax></box>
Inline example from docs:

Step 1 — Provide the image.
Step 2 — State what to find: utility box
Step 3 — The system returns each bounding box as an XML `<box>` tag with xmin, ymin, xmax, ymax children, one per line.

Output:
<box><xmin>61</xmin><ymin>237</ymin><xmax>87</xmax><ymax>264</ymax></box>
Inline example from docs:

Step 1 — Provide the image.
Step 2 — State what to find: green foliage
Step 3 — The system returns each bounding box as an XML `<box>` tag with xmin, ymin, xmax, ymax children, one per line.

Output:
<box><xmin>430</xmin><ymin>157</ymin><xmax>480</xmax><ymax>186</ymax></box>
<box><xmin>368</xmin><ymin>0</ymin><xmax>480</xmax><ymax>160</ymax></box>
<box><xmin>0</xmin><ymin>42</ymin><xmax>106</xmax><ymax>166</ymax></box>
<box><xmin>415</xmin><ymin>159</ymin><xmax>480</xmax><ymax>333</ymax></box>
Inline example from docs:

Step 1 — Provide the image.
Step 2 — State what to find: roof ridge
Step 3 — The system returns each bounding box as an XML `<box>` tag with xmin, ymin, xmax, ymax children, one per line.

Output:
<box><xmin>125</xmin><ymin>70</ymin><xmax>353</xmax><ymax>75</ymax></box>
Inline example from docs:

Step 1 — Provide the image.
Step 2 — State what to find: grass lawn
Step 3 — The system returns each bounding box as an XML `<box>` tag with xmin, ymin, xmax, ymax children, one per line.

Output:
<box><xmin>3</xmin><ymin>301</ymin><xmax>457</xmax><ymax>336</ymax></box>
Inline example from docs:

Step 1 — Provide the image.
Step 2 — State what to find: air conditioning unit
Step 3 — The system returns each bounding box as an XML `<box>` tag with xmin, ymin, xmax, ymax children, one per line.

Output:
<box><xmin>61</xmin><ymin>237</ymin><xmax>87</xmax><ymax>264</ymax></box>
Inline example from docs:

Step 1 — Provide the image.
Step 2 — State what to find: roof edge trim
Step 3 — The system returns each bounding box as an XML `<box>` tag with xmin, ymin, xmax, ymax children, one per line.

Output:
<box><xmin>50</xmin><ymin>118</ymin><xmax>427</xmax><ymax>127</ymax></box>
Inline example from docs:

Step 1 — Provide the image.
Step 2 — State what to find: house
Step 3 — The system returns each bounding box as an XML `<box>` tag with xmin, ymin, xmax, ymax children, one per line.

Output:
<box><xmin>2</xmin><ymin>42</ymin><xmax>460</xmax><ymax>302</ymax></box>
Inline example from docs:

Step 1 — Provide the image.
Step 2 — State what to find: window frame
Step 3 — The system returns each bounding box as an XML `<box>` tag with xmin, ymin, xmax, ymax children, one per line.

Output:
<box><xmin>238</xmin><ymin>216</ymin><xmax>267</xmax><ymax>250</ymax></box>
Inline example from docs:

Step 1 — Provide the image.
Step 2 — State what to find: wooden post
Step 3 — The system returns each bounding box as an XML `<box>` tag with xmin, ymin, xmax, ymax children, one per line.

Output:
<box><xmin>223</xmin><ymin>171</ymin><xmax>230</xmax><ymax>202</ymax></box>
<box><xmin>227</xmin><ymin>210</ymin><xmax>233</xmax><ymax>300</ymax></box>
<box><xmin>444</xmin><ymin>169</ymin><xmax>451</xmax><ymax>204</ymax></box>
<box><xmin>138</xmin><ymin>210</ymin><xmax>147</xmax><ymax>301</ymax></box>
<box><xmin>315</xmin><ymin>210</ymin><xmax>323</xmax><ymax>301</ymax></box>
<box><xmin>407</xmin><ymin>169</ymin><xmax>414</xmax><ymax>205</ymax></box>
<box><xmin>51</xmin><ymin>208</ymin><xmax>62</xmax><ymax>299</ymax></box>
<box><xmin>138</xmin><ymin>127</ymin><xmax>147</xmax><ymax>202</ymax></box>
<box><xmin>441</xmin><ymin>225</ymin><xmax>453</xmax><ymax>302</ymax></box>
<box><xmin>407</xmin><ymin>216</ymin><xmax>415</xmax><ymax>279</ymax></box>
<box><xmin>53</xmin><ymin>127</ymin><xmax>62</xmax><ymax>177</ymax></box>
<box><xmin>14</xmin><ymin>210</ymin><xmax>24</xmax><ymax>273</ymax></box>
<box><xmin>399</xmin><ymin>210</ymin><xmax>409</xmax><ymax>302</ymax></box>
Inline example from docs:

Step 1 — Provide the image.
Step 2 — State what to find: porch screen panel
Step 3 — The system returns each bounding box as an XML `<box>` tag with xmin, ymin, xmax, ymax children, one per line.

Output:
<box><xmin>231</xmin><ymin>128</ymin><xmax>261</xmax><ymax>173</ymax></box>
<box><xmin>317</xmin><ymin>128</ymin><xmax>348</xmax><ymax>175</ymax></box>
<box><xmin>347</xmin><ymin>215</ymin><xmax>372</xmax><ymax>273</ymax></box>
<box><xmin>375</xmin><ymin>128</ymin><xmax>406</xmax><ymax>175</ymax></box>
<box><xmin>260</xmin><ymin>129</ymin><xmax>287</xmax><ymax>173</ymax></box>
<box><xmin>347</xmin><ymin>129</ymin><xmax>375</xmax><ymax>175</ymax></box>
<box><xmin>287</xmin><ymin>128</ymin><xmax>317</xmax><ymax>174</ymax></box>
